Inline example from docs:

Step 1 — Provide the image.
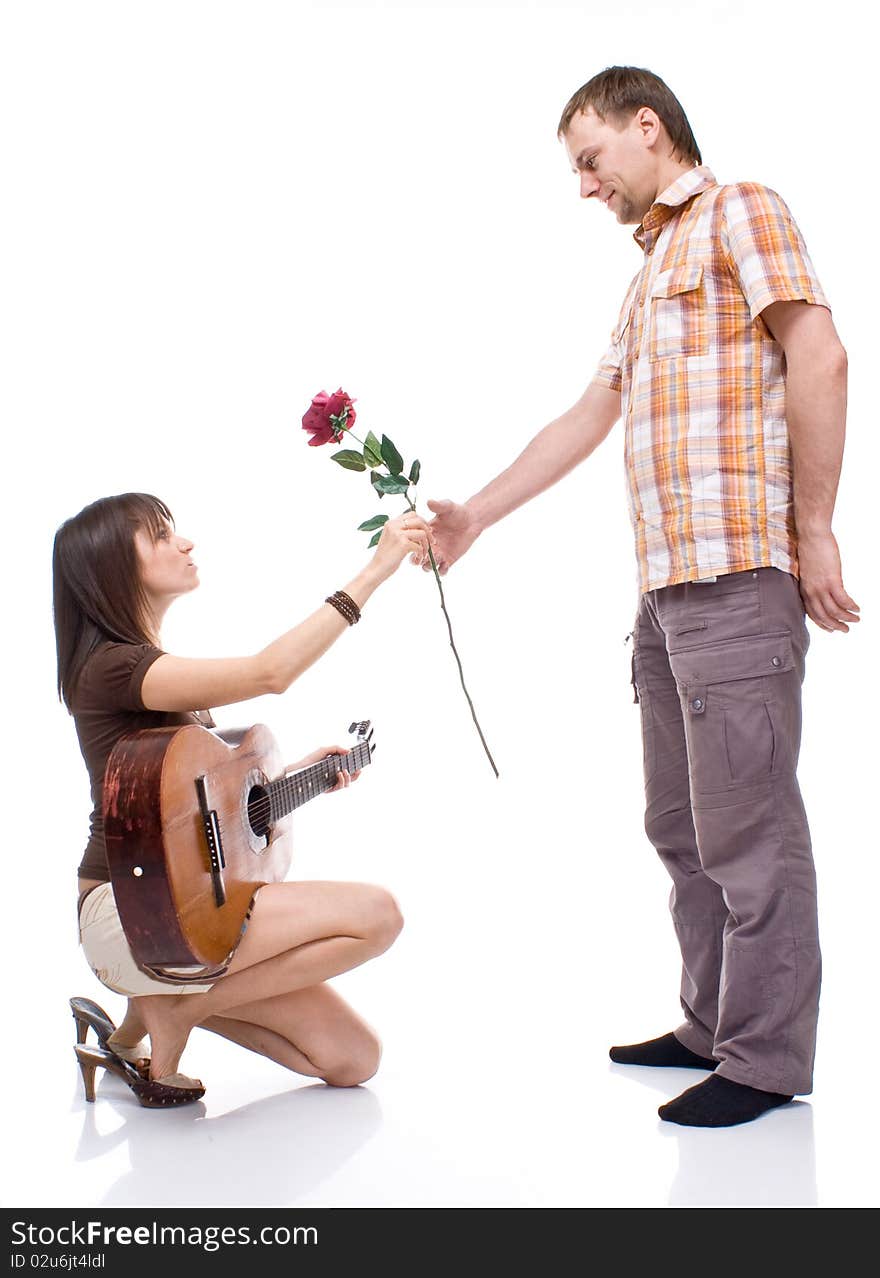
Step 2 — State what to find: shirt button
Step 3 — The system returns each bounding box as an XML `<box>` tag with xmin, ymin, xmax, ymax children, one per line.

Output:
<box><xmin>771</xmin><ymin>656</ymin><xmax>782</xmax><ymax>668</ymax></box>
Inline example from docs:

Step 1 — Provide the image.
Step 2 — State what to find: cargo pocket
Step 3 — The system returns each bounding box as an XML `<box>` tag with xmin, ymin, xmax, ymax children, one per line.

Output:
<box><xmin>649</xmin><ymin>263</ymin><xmax>708</xmax><ymax>361</ymax></box>
<box><xmin>626</xmin><ymin>630</ymin><xmax>639</xmax><ymax>704</ymax></box>
<box><xmin>628</xmin><ymin>625</ymin><xmax>658</xmax><ymax>781</ymax></box>
<box><xmin>667</xmin><ymin>631</ymin><xmax>793</xmax><ymax>792</ymax></box>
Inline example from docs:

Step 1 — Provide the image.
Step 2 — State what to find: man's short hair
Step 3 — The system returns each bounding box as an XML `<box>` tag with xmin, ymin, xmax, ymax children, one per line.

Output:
<box><xmin>558</xmin><ymin>66</ymin><xmax>702</xmax><ymax>166</ymax></box>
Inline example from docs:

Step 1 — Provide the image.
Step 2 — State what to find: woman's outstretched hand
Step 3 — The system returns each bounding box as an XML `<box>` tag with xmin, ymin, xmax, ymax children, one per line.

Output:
<box><xmin>287</xmin><ymin>745</ymin><xmax>362</xmax><ymax>791</ymax></box>
<box><xmin>371</xmin><ymin>512</ymin><xmax>434</xmax><ymax>580</ymax></box>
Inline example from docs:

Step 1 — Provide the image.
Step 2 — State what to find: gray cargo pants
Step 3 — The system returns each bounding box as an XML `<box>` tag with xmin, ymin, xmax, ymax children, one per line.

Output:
<box><xmin>631</xmin><ymin>567</ymin><xmax>820</xmax><ymax>1096</ymax></box>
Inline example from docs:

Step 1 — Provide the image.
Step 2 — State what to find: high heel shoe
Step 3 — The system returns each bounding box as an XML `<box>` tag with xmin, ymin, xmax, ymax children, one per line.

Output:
<box><xmin>69</xmin><ymin>996</ymin><xmax>150</xmax><ymax>1077</ymax></box>
<box><xmin>74</xmin><ymin>1044</ymin><xmax>205</xmax><ymax>1108</ymax></box>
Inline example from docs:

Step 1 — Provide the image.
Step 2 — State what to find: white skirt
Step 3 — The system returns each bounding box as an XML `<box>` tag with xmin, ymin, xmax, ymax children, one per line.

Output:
<box><xmin>78</xmin><ymin>882</ymin><xmax>217</xmax><ymax>996</ymax></box>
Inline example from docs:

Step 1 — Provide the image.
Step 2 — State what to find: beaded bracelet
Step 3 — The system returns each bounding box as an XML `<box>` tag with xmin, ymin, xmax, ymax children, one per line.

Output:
<box><xmin>325</xmin><ymin>590</ymin><xmax>361</xmax><ymax>625</ymax></box>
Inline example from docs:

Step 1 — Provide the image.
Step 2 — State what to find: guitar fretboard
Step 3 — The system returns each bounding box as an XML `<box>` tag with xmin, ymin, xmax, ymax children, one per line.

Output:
<box><xmin>266</xmin><ymin>740</ymin><xmax>373</xmax><ymax>821</ymax></box>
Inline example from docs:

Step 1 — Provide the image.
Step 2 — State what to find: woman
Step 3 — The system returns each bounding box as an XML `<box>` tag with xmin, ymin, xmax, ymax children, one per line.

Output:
<box><xmin>54</xmin><ymin>492</ymin><xmax>432</xmax><ymax>1107</ymax></box>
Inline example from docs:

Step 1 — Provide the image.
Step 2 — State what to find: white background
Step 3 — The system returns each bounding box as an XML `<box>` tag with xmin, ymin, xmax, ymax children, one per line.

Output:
<box><xmin>1</xmin><ymin>0</ymin><xmax>877</xmax><ymax>1209</ymax></box>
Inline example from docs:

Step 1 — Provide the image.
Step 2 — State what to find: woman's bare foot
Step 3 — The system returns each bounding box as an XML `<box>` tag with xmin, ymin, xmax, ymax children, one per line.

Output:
<box><xmin>131</xmin><ymin>993</ymin><xmax>200</xmax><ymax>1084</ymax></box>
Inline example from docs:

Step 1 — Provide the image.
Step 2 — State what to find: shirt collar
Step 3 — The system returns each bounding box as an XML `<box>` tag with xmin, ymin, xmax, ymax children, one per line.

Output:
<box><xmin>634</xmin><ymin>165</ymin><xmax>717</xmax><ymax>252</ymax></box>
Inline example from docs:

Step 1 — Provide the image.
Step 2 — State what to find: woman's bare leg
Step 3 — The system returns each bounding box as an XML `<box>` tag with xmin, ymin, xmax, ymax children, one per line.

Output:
<box><xmin>132</xmin><ymin>881</ymin><xmax>401</xmax><ymax>1081</ymax></box>
<box><xmin>199</xmin><ymin>983</ymin><xmax>382</xmax><ymax>1086</ymax></box>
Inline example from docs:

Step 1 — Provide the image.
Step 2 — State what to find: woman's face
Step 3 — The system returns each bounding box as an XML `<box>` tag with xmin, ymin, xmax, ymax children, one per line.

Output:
<box><xmin>134</xmin><ymin>519</ymin><xmax>199</xmax><ymax>608</ymax></box>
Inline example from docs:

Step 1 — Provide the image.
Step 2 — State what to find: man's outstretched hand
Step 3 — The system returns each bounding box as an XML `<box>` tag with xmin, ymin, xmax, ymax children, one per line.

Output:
<box><xmin>414</xmin><ymin>499</ymin><xmax>482</xmax><ymax>576</ymax></box>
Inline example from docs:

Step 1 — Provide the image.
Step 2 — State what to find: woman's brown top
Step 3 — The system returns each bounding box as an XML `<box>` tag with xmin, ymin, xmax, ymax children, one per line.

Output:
<box><xmin>72</xmin><ymin>641</ymin><xmax>214</xmax><ymax>881</ymax></box>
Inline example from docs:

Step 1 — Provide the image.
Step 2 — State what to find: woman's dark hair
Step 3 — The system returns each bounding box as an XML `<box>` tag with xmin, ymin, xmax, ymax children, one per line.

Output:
<box><xmin>53</xmin><ymin>493</ymin><xmax>174</xmax><ymax>709</ymax></box>
<box><xmin>558</xmin><ymin>66</ymin><xmax>702</xmax><ymax>166</ymax></box>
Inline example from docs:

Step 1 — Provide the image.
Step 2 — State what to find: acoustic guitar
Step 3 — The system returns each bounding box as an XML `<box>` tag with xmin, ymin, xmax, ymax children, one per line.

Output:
<box><xmin>104</xmin><ymin>720</ymin><xmax>375</xmax><ymax>980</ymax></box>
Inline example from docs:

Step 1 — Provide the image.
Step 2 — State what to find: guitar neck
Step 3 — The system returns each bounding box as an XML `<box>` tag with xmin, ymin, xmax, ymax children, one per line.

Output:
<box><xmin>265</xmin><ymin>740</ymin><xmax>373</xmax><ymax>822</ymax></box>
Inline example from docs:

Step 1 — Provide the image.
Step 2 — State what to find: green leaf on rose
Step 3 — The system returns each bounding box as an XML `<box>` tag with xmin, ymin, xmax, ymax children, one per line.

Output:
<box><xmin>372</xmin><ymin>474</ymin><xmax>411</xmax><ymax>496</ymax></box>
<box><xmin>380</xmin><ymin>435</ymin><xmax>404</xmax><ymax>476</ymax></box>
<box><xmin>409</xmin><ymin>459</ymin><xmax>420</xmax><ymax>485</ymax></box>
<box><xmin>357</xmin><ymin>514</ymin><xmax>390</xmax><ymax>532</ymax></box>
<box><xmin>363</xmin><ymin>431</ymin><xmax>384</xmax><ymax>469</ymax></box>
<box><xmin>368</xmin><ymin>531</ymin><xmax>383</xmax><ymax>548</ymax></box>
<box><xmin>331</xmin><ymin>449</ymin><xmax>366</xmax><ymax>472</ymax></box>
<box><xmin>370</xmin><ymin>470</ymin><xmax>385</xmax><ymax>498</ymax></box>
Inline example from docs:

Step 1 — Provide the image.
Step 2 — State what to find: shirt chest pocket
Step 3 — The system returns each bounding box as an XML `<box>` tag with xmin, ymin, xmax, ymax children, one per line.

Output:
<box><xmin>649</xmin><ymin>263</ymin><xmax>708</xmax><ymax>361</ymax></box>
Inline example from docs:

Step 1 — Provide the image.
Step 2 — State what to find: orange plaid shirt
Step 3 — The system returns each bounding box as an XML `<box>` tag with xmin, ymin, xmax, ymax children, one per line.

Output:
<box><xmin>592</xmin><ymin>165</ymin><xmax>829</xmax><ymax>593</ymax></box>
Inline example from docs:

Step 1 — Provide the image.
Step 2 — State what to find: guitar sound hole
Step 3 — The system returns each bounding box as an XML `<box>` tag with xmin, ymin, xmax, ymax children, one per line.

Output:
<box><xmin>247</xmin><ymin>784</ymin><xmax>271</xmax><ymax>839</ymax></box>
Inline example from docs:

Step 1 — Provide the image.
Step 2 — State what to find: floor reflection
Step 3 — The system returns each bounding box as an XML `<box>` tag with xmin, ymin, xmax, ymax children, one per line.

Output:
<box><xmin>609</xmin><ymin>1063</ymin><xmax>817</xmax><ymax>1206</ymax></box>
<box><xmin>73</xmin><ymin>1082</ymin><xmax>383</xmax><ymax>1207</ymax></box>
<box><xmin>664</xmin><ymin>1102</ymin><xmax>816</xmax><ymax>1206</ymax></box>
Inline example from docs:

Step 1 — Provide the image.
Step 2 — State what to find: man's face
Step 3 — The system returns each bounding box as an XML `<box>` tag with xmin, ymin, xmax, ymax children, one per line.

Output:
<box><xmin>562</xmin><ymin>106</ymin><xmax>660</xmax><ymax>226</ymax></box>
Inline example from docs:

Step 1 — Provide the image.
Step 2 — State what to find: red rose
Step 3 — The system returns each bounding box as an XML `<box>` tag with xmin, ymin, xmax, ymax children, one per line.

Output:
<box><xmin>302</xmin><ymin>388</ymin><xmax>357</xmax><ymax>446</ymax></box>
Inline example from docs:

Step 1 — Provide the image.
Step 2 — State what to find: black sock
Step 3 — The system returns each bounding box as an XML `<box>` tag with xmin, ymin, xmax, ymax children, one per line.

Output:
<box><xmin>658</xmin><ymin>1073</ymin><xmax>793</xmax><ymax>1127</ymax></box>
<box><xmin>609</xmin><ymin>1031</ymin><xmax>717</xmax><ymax>1070</ymax></box>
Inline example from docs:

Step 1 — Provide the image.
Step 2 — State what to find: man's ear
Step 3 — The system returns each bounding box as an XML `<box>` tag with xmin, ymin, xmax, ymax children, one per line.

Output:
<box><xmin>635</xmin><ymin>106</ymin><xmax>662</xmax><ymax>147</ymax></box>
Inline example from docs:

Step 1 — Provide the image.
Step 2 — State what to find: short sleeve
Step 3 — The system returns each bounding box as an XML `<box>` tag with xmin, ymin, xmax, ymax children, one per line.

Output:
<box><xmin>592</xmin><ymin>342</ymin><xmax>623</xmax><ymax>393</ymax></box>
<box><xmin>592</xmin><ymin>274</ymin><xmax>639</xmax><ymax>393</ymax></box>
<box><xmin>78</xmin><ymin>642</ymin><xmax>164</xmax><ymax>712</ymax></box>
<box><xmin>720</xmin><ymin>183</ymin><xmax>830</xmax><ymax>322</ymax></box>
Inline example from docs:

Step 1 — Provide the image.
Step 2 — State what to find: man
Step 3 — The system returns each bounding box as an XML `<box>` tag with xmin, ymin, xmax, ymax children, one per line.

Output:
<box><xmin>422</xmin><ymin>66</ymin><xmax>859</xmax><ymax>1127</ymax></box>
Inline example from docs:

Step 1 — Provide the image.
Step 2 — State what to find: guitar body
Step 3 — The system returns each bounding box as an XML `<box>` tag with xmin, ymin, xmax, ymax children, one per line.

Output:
<box><xmin>104</xmin><ymin>723</ymin><xmax>291</xmax><ymax>972</ymax></box>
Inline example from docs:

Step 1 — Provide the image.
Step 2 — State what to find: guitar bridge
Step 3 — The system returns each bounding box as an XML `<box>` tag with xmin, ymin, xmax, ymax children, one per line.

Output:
<box><xmin>195</xmin><ymin>776</ymin><xmax>226</xmax><ymax>907</ymax></box>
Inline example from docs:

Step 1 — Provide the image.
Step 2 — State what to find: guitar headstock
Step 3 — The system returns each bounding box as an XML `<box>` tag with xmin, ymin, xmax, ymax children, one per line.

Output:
<box><xmin>349</xmin><ymin>719</ymin><xmax>376</xmax><ymax>759</ymax></box>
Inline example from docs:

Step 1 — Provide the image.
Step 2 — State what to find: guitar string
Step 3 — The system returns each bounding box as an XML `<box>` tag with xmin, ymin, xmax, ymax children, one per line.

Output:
<box><xmin>250</xmin><ymin>762</ymin><xmax>367</xmax><ymax>825</ymax></box>
<box><xmin>262</xmin><ymin>747</ymin><xmax>368</xmax><ymax>808</ymax></box>
<box><xmin>246</xmin><ymin>744</ymin><xmax>372</xmax><ymax>825</ymax></box>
